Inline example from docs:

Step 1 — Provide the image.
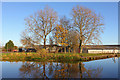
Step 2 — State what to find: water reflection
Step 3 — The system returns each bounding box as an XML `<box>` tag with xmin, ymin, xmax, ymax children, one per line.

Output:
<box><xmin>2</xmin><ymin>57</ymin><xmax>118</xmax><ymax>78</ymax></box>
<box><xmin>19</xmin><ymin>61</ymin><xmax>103</xmax><ymax>78</ymax></box>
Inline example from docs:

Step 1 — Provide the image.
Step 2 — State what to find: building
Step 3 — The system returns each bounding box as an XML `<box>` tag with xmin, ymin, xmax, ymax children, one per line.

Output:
<box><xmin>83</xmin><ymin>45</ymin><xmax>120</xmax><ymax>53</ymax></box>
<box><xmin>18</xmin><ymin>45</ymin><xmax>120</xmax><ymax>53</ymax></box>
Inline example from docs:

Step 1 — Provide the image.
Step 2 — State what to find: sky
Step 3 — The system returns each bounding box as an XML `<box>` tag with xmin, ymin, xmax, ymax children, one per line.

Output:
<box><xmin>2</xmin><ymin>2</ymin><xmax>118</xmax><ymax>47</ymax></box>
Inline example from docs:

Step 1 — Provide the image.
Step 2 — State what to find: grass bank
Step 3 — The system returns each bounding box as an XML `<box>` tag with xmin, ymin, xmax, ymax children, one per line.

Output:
<box><xmin>1</xmin><ymin>52</ymin><xmax>120</xmax><ymax>62</ymax></box>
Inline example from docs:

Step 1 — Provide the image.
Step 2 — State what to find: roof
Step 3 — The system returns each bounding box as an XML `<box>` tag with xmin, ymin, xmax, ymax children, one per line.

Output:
<box><xmin>84</xmin><ymin>45</ymin><xmax>120</xmax><ymax>49</ymax></box>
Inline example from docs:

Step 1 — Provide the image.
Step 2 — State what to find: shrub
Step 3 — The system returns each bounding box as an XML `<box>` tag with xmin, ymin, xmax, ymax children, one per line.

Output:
<box><xmin>37</xmin><ymin>49</ymin><xmax>48</xmax><ymax>54</ymax></box>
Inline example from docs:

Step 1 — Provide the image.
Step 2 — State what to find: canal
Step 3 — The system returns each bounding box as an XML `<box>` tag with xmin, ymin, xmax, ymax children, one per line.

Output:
<box><xmin>1</xmin><ymin>57</ymin><xmax>119</xmax><ymax>78</ymax></box>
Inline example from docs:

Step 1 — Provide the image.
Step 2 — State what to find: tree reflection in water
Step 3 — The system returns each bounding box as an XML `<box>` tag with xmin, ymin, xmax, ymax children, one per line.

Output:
<box><xmin>19</xmin><ymin>61</ymin><xmax>103</xmax><ymax>78</ymax></box>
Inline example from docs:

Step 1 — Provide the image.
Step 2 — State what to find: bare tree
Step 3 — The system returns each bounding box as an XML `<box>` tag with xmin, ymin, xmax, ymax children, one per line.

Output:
<box><xmin>21</xmin><ymin>31</ymin><xmax>40</xmax><ymax>49</ymax></box>
<box><xmin>60</xmin><ymin>16</ymin><xmax>71</xmax><ymax>30</ymax></box>
<box><xmin>49</xmin><ymin>36</ymin><xmax>54</xmax><ymax>52</ymax></box>
<box><xmin>21</xmin><ymin>6</ymin><xmax>58</xmax><ymax>49</ymax></box>
<box><xmin>71</xmin><ymin>5</ymin><xmax>104</xmax><ymax>53</ymax></box>
<box><xmin>67</xmin><ymin>30</ymin><xmax>79</xmax><ymax>53</ymax></box>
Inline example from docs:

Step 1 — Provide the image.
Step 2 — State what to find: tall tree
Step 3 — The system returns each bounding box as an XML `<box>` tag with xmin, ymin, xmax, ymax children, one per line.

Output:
<box><xmin>53</xmin><ymin>16</ymin><xmax>71</xmax><ymax>53</ymax></box>
<box><xmin>5</xmin><ymin>40</ymin><xmax>14</xmax><ymax>51</ymax></box>
<box><xmin>60</xmin><ymin>16</ymin><xmax>71</xmax><ymax>53</ymax></box>
<box><xmin>54</xmin><ymin>25</ymin><xmax>68</xmax><ymax>53</ymax></box>
<box><xmin>71</xmin><ymin>6</ymin><xmax>104</xmax><ymax>53</ymax></box>
<box><xmin>67</xmin><ymin>30</ymin><xmax>79</xmax><ymax>53</ymax></box>
<box><xmin>21</xmin><ymin>6</ymin><xmax>58</xmax><ymax>49</ymax></box>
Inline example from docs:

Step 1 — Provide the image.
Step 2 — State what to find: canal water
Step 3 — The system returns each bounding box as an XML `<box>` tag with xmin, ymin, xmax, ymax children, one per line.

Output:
<box><xmin>1</xmin><ymin>57</ymin><xmax>119</xmax><ymax>78</ymax></box>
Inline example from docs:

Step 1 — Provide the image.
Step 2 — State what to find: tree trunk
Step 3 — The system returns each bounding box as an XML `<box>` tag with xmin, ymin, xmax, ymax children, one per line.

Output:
<box><xmin>64</xmin><ymin>47</ymin><xmax>66</xmax><ymax>53</ymax></box>
<box><xmin>44</xmin><ymin>38</ymin><xmax>46</xmax><ymax>49</ymax></box>
<box><xmin>55</xmin><ymin>47</ymin><xmax>59</xmax><ymax>53</ymax></box>
<box><xmin>79</xmin><ymin>62</ymin><xmax>83</xmax><ymax>79</ymax></box>
<box><xmin>61</xmin><ymin>47</ymin><xmax>63</xmax><ymax>53</ymax></box>
<box><xmin>68</xmin><ymin>47</ymin><xmax>70</xmax><ymax>53</ymax></box>
<box><xmin>80</xmin><ymin>47</ymin><xmax>83</xmax><ymax>53</ymax></box>
<box><xmin>79</xmin><ymin>40</ymin><xmax>82</xmax><ymax>53</ymax></box>
<box><xmin>43</xmin><ymin>63</ymin><xmax>46</xmax><ymax>78</ymax></box>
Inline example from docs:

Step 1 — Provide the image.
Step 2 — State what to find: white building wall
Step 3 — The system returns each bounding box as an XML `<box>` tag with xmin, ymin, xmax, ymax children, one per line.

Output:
<box><xmin>88</xmin><ymin>50</ymin><xmax>120</xmax><ymax>53</ymax></box>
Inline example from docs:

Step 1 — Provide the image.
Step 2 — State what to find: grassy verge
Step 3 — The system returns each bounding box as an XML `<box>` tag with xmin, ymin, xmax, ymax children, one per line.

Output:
<box><xmin>1</xmin><ymin>52</ymin><xmax>120</xmax><ymax>62</ymax></box>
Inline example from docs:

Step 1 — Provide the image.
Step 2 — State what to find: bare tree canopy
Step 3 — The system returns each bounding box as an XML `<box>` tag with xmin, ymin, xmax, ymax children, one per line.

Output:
<box><xmin>21</xmin><ymin>6</ymin><xmax>58</xmax><ymax>49</ymax></box>
<box><xmin>71</xmin><ymin>5</ymin><xmax>104</xmax><ymax>53</ymax></box>
<box><xmin>21</xmin><ymin>5</ymin><xmax>104</xmax><ymax>53</ymax></box>
<box><xmin>67</xmin><ymin>30</ymin><xmax>79</xmax><ymax>53</ymax></box>
<box><xmin>60</xmin><ymin>16</ymin><xmax>71</xmax><ymax>31</ymax></box>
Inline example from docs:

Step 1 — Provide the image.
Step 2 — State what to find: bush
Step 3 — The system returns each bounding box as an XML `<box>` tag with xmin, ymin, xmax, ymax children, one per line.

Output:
<box><xmin>37</xmin><ymin>49</ymin><xmax>48</xmax><ymax>54</ymax></box>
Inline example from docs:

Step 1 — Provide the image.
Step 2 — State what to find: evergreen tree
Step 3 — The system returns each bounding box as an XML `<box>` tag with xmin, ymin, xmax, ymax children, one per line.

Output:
<box><xmin>5</xmin><ymin>40</ymin><xmax>14</xmax><ymax>51</ymax></box>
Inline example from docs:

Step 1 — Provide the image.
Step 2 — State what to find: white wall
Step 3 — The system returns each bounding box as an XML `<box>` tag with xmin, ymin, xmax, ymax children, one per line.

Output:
<box><xmin>88</xmin><ymin>49</ymin><xmax>120</xmax><ymax>53</ymax></box>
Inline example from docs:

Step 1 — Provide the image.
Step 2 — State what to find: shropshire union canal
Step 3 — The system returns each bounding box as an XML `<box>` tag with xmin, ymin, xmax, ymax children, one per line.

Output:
<box><xmin>1</xmin><ymin>57</ymin><xmax>119</xmax><ymax>78</ymax></box>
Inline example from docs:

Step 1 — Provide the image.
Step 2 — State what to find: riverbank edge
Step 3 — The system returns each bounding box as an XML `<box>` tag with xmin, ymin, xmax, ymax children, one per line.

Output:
<box><xmin>1</xmin><ymin>53</ymin><xmax>119</xmax><ymax>62</ymax></box>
